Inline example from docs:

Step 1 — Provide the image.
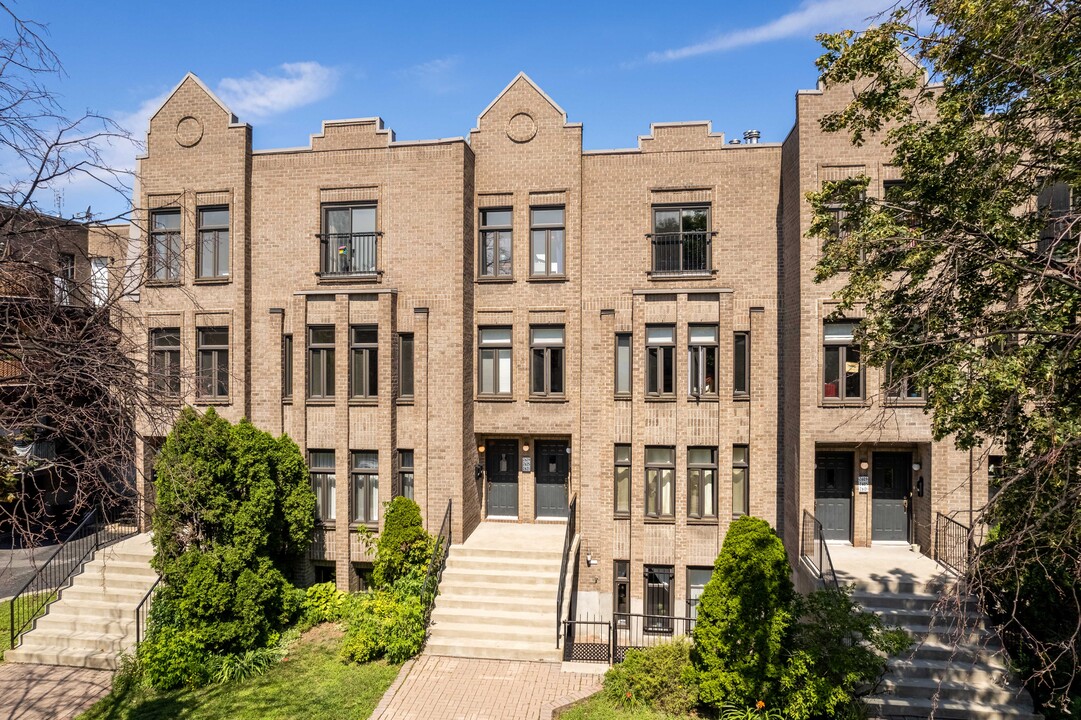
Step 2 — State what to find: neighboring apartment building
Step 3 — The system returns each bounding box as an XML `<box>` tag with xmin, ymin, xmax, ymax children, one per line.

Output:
<box><xmin>126</xmin><ymin>70</ymin><xmax>991</xmax><ymax>616</ymax></box>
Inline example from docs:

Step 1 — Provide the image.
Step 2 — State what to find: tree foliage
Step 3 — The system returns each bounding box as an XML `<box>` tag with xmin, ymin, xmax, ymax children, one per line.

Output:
<box><xmin>371</xmin><ymin>496</ymin><xmax>431</xmax><ymax>589</ymax></box>
<box><xmin>811</xmin><ymin>1</ymin><xmax>1081</xmax><ymax>709</ymax></box>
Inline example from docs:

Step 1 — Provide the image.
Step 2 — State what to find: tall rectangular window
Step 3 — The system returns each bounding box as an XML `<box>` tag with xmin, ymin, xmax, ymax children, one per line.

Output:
<box><xmin>530</xmin><ymin>206</ymin><xmax>564</xmax><ymax>277</ymax></box>
<box><xmin>688</xmin><ymin>447</ymin><xmax>717</xmax><ymax>519</ymax></box>
<box><xmin>734</xmin><ymin>332</ymin><xmax>750</xmax><ymax>397</ymax></box>
<box><xmin>651</xmin><ymin>205</ymin><xmax>710</xmax><ymax>275</ymax></box>
<box><xmin>645</xmin><ymin>446</ymin><xmax>675</xmax><ymax>518</ymax></box>
<box><xmin>614</xmin><ymin>561</ymin><xmax>630</xmax><ymax>627</ymax></box>
<box><xmin>687</xmin><ymin>567</ymin><xmax>712</xmax><ymax>622</ymax></box>
<box><xmin>149</xmin><ymin>209</ymin><xmax>181</xmax><ymax>282</ymax></box>
<box><xmin>350</xmin><ymin>325</ymin><xmax>378</xmax><ymax>399</ymax></box>
<box><xmin>309</xmin><ymin>450</ymin><xmax>335</xmax><ymax>524</ymax></box>
<box><xmin>399</xmin><ymin>333</ymin><xmax>414</xmax><ymax>399</ymax></box>
<box><xmin>196</xmin><ymin>327</ymin><xmax>229</xmax><ymax>399</ymax></box>
<box><xmin>479</xmin><ymin>208</ymin><xmax>513</xmax><ymax>277</ymax></box>
<box><xmin>150</xmin><ymin>328</ymin><xmax>181</xmax><ymax>396</ymax></box>
<box><xmin>646</xmin><ymin>326</ymin><xmax>675</xmax><ymax>397</ymax></box>
<box><xmin>688</xmin><ymin>325</ymin><xmax>718</xmax><ymax>396</ymax></box>
<box><xmin>90</xmin><ymin>256</ymin><xmax>109</xmax><ymax>306</ymax></box>
<box><xmin>478</xmin><ymin>327</ymin><xmax>512</xmax><ymax>395</ymax></box>
<box><xmin>308</xmin><ymin>326</ymin><xmax>335</xmax><ymax>399</ymax></box>
<box><xmin>54</xmin><ymin>252</ymin><xmax>75</xmax><ymax>305</ymax></box>
<box><xmin>351</xmin><ymin>451</ymin><xmax>379</xmax><ymax>524</ymax></box>
<box><xmin>615</xmin><ymin>333</ymin><xmax>632</xmax><ymax>397</ymax></box>
<box><xmin>823</xmin><ymin>321</ymin><xmax>862</xmax><ymax>401</ymax></box>
<box><xmin>732</xmin><ymin>445</ymin><xmax>749</xmax><ymax>517</ymax></box>
<box><xmin>530</xmin><ymin>325</ymin><xmax>565</xmax><ymax>397</ymax></box>
<box><xmin>614</xmin><ymin>444</ymin><xmax>631</xmax><ymax>516</ymax></box>
<box><xmin>196</xmin><ymin>206</ymin><xmax>229</xmax><ymax>279</ymax></box>
<box><xmin>321</xmin><ymin>204</ymin><xmax>378</xmax><ymax>276</ymax></box>
<box><xmin>398</xmin><ymin>450</ymin><xmax>414</xmax><ymax>500</ymax></box>
<box><xmin>282</xmin><ymin>334</ymin><xmax>293</xmax><ymax>400</ymax></box>
<box><xmin>644</xmin><ymin>565</ymin><xmax>674</xmax><ymax>633</ymax></box>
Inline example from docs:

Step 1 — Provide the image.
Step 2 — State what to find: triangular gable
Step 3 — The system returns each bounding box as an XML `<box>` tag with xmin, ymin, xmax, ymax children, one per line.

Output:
<box><xmin>147</xmin><ymin>72</ymin><xmax>242</xmax><ymax>127</ymax></box>
<box><xmin>476</xmin><ymin>72</ymin><xmax>568</xmax><ymax>126</ymax></box>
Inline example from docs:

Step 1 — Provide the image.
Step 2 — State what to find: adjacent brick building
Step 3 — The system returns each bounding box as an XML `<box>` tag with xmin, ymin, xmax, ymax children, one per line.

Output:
<box><xmin>125</xmin><ymin>70</ymin><xmax>992</xmax><ymax>618</ymax></box>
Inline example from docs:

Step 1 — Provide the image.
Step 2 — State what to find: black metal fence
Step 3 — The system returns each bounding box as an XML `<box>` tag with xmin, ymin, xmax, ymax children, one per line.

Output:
<box><xmin>649</xmin><ymin>231</ymin><xmax>714</xmax><ymax>275</ymax></box>
<box><xmin>800</xmin><ymin>509</ymin><xmax>840</xmax><ymax>591</ymax></box>
<box><xmin>563</xmin><ymin>612</ymin><xmax>697</xmax><ymax>664</ymax></box>
<box><xmin>555</xmin><ymin>494</ymin><xmax>578</xmax><ymax>646</ymax></box>
<box><xmin>318</xmin><ymin>232</ymin><xmax>380</xmax><ymax>277</ymax></box>
<box><xmin>420</xmin><ymin>499</ymin><xmax>452</xmax><ymax>630</ymax></box>
<box><xmin>933</xmin><ymin>511</ymin><xmax>972</xmax><ymax>577</ymax></box>
<box><xmin>8</xmin><ymin>505</ymin><xmax>139</xmax><ymax>649</ymax></box>
<box><xmin>134</xmin><ymin>575</ymin><xmax>161</xmax><ymax>646</ymax></box>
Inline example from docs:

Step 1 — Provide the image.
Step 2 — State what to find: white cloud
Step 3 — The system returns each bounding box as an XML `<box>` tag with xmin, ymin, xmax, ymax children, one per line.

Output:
<box><xmin>215</xmin><ymin>61</ymin><xmax>339</xmax><ymax>119</ymax></box>
<box><xmin>397</xmin><ymin>55</ymin><xmax>463</xmax><ymax>95</ymax></box>
<box><xmin>647</xmin><ymin>0</ymin><xmax>895</xmax><ymax>63</ymax></box>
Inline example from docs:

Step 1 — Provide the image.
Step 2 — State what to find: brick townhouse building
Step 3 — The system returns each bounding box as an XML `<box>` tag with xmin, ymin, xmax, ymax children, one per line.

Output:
<box><xmin>123</xmin><ymin>69</ymin><xmax>992</xmax><ymax>620</ymax></box>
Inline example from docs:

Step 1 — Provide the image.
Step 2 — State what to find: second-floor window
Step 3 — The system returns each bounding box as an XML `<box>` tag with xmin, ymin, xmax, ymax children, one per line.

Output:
<box><xmin>321</xmin><ymin>204</ymin><xmax>378</xmax><ymax>276</ymax></box>
<box><xmin>885</xmin><ymin>359</ymin><xmax>924</xmax><ymax>402</ymax></box>
<box><xmin>150</xmin><ymin>209</ymin><xmax>181</xmax><ymax>282</ymax></box>
<box><xmin>350</xmin><ymin>325</ymin><xmax>378</xmax><ymax>399</ymax></box>
<box><xmin>309</xmin><ymin>450</ymin><xmax>336</xmax><ymax>523</ymax></box>
<box><xmin>651</xmin><ymin>205</ymin><xmax>711</xmax><ymax>275</ymax></box>
<box><xmin>308</xmin><ymin>326</ymin><xmax>335</xmax><ymax>399</ymax></box>
<box><xmin>150</xmin><ymin>328</ymin><xmax>181</xmax><ymax>396</ymax></box>
<box><xmin>646</xmin><ymin>325</ymin><xmax>675</xmax><ymax>397</ymax></box>
<box><xmin>478</xmin><ymin>326</ymin><xmax>512</xmax><ymax>395</ymax></box>
<box><xmin>351</xmin><ymin>451</ymin><xmax>378</xmax><ymax>524</ymax></box>
<box><xmin>196</xmin><ymin>327</ymin><xmax>229</xmax><ymax>399</ymax></box>
<box><xmin>688</xmin><ymin>325</ymin><xmax>718</xmax><ymax>397</ymax></box>
<box><xmin>90</xmin><ymin>257</ymin><xmax>109</xmax><ymax>306</ymax></box>
<box><xmin>530</xmin><ymin>325</ymin><xmax>565</xmax><ymax>397</ymax></box>
<box><xmin>197</xmin><ymin>207</ymin><xmax>229</xmax><ymax>279</ymax></box>
<box><xmin>824</xmin><ymin>321</ymin><xmax>863</xmax><ymax>401</ymax></box>
<box><xmin>645</xmin><ymin>446</ymin><xmax>675</xmax><ymax>518</ymax></box>
<box><xmin>688</xmin><ymin>447</ymin><xmax>717</xmax><ymax>519</ymax></box>
<box><xmin>54</xmin><ymin>252</ymin><xmax>75</xmax><ymax>305</ymax></box>
<box><xmin>479</xmin><ymin>208</ymin><xmax>512</xmax><ymax>278</ymax></box>
<box><xmin>530</xmin><ymin>206</ymin><xmax>564</xmax><ymax>277</ymax></box>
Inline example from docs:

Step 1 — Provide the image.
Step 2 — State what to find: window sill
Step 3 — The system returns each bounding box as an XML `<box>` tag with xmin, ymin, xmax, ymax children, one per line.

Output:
<box><xmin>282</xmin><ymin>398</ymin><xmax>293</xmax><ymax>405</ymax></box>
<box><xmin>475</xmin><ymin>276</ymin><xmax>515</xmax><ymax>284</ymax></box>
<box><xmin>194</xmin><ymin>398</ymin><xmax>231</xmax><ymax>406</ymax></box>
<box><xmin>732</xmin><ymin>394</ymin><xmax>750</xmax><ymax>402</ymax></box>
<box><xmin>193</xmin><ymin>276</ymin><xmax>231</xmax><ymax>285</ymax></box>
<box><xmin>476</xmin><ymin>395</ymin><xmax>516</xmax><ymax>403</ymax></box>
<box><xmin>644</xmin><ymin>396</ymin><xmax>677</xmax><ymax>403</ymax></box>
<box><xmin>348</xmin><ymin>398</ymin><xmax>379</xmax><ymax>407</ymax></box>
<box><xmin>646</xmin><ymin>270</ymin><xmax>717</xmax><ymax>281</ymax></box>
<box><xmin>306</xmin><ymin>399</ymin><xmax>336</xmax><ymax>407</ymax></box>
<box><xmin>687</xmin><ymin>518</ymin><xmax>720</xmax><ymax>526</ymax></box>
<box><xmin>644</xmin><ymin>517</ymin><xmax>676</xmax><ymax>525</ymax></box>
<box><xmin>145</xmin><ymin>280</ymin><xmax>181</xmax><ymax>288</ymax></box>
<box><xmin>614</xmin><ymin>513</ymin><xmax>631</xmax><ymax>520</ymax></box>
<box><xmin>614</xmin><ymin>394</ymin><xmax>632</xmax><ymax>402</ymax></box>
<box><xmin>687</xmin><ymin>395</ymin><xmax>719</xmax><ymax>403</ymax></box>
<box><xmin>315</xmin><ymin>521</ymin><xmax>336</xmax><ymax>529</ymax></box>
<box><xmin>821</xmin><ymin>399</ymin><xmax>869</xmax><ymax>408</ymax></box>
<box><xmin>349</xmin><ymin>522</ymin><xmax>379</xmax><ymax>532</ymax></box>
<box><xmin>883</xmin><ymin>399</ymin><xmax>927</xmax><ymax>407</ymax></box>
<box><xmin>528</xmin><ymin>396</ymin><xmax>568</xmax><ymax>403</ymax></box>
<box><xmin>526</xmin><ymin>275</ymin><xmax>568</xmax><ymax>283</ymax></box>
<box><xmin>396</xmin><ymin>398</ymin><xmax>415</xmax><ymax>406</ymax></box>
<box><xmin>315</xmin><ymin>272</ymin><xmax>382</xmax><ymax>284</ymax></box>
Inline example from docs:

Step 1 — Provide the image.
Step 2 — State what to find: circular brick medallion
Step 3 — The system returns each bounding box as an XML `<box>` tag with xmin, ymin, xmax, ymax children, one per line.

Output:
<box><xmin>506</xmin><ymin>112</ymin><xmax>537</xmax><ymax>143</ymax></box>
<box><xmin>176</xmin><ymin>116</ymin><xmax>204</xmax><ymax>147</ymax></box>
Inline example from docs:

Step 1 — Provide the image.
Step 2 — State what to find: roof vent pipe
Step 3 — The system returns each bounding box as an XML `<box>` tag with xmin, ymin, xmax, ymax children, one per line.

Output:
<box><xmin>728</xmin><ymin>139</ymin><xmax>742</xmax><ymax>144</ymax></box>
<box><xmin>743</xmin><ymin>130</ymin><xmax>760</xmax><ymax>144</ymax></box>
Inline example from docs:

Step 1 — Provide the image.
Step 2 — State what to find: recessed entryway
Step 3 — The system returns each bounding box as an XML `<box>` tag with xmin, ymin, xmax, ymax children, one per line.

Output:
<box><xmin>871</xmin><ymin>451</ymin><xmax>911</xmax><ymax>542</ymax></box>
<box><xmin>485</xmin><ymin>439</ymin><xmax>518</xmax><ymax>518</ymax></box>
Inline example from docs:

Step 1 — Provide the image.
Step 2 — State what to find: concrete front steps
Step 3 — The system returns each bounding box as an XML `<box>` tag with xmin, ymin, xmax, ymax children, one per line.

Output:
<box><xmin>855</xmin><ymin>580</ymin><xmax>1041</xmax><ymax>720</ymax></box>
<box><xmin>6</xmin><ymin>533</ymin><xmax>156</xmax><ymax>671</ymax></box>
<box><xmin>426</xmin><ymin>522</ymin><xmax>567</xmax><ymax>662</ymax></box>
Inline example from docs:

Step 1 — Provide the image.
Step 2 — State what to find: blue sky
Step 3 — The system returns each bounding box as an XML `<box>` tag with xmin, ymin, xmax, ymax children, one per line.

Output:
<box><xmin>26</xmin><ymin>0</ymin><xmax>892</xmax><ymax>218</ymax></box>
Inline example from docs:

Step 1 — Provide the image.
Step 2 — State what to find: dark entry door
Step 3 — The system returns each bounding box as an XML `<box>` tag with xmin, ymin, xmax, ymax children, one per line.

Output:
<box><xmin>535</xmin><ymin>440</ymin><xmax>569</xmax><ymax>518</ymax></box>
<box><xmin>873</xmin><ymin>452</ymin><xmax>910</xmax><ymax>542</ymax></box>
<box><xmin>486</xmin><ymin>440</ymin><xmax>519</xmax><ymax>517</ymax></box>
<box><xmin>815</xmin><ymin>451</ymin><xmax>853</xmax><ymax>541</ymax></box>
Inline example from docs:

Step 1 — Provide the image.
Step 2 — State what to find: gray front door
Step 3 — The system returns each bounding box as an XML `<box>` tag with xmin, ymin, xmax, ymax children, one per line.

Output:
<box><xmin>486</xmin><ymin>440</ymin><xmax>518</xmax><ymax>517</ymax></box>
<box><xmin>535</xmin><ymin>440</ymin><xmax>569</xmax><ymax>518</ymax></box>
<box><xmin>872</xmin><ymin>452</ymin><xmax>910</xmax><ymax>542</ymax></box>
<box><xmin>815</xmin><ymin>451</ymin><xmax>853</xmax><ymax>541</ymax></box>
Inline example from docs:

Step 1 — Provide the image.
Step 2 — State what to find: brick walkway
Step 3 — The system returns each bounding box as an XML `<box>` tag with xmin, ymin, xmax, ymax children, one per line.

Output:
<box><xmin>0</xmin><ymin>663</ymin><xmax>112</xmax><ymax>720</ymax></box>
<box><xmin>370</xmin><ymin>655</ymin><xmax>602</xmax><ymax>720</ymax></box>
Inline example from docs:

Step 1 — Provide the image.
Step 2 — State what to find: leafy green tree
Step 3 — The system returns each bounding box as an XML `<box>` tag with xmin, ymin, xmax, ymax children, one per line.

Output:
<box><xmin>142</xmin><ymin>407</ymin><xmax>315</xmax><ymax>688</ymax></box>
<box><xmin>810</xmin><ymin>1</ymin><xmax>1080</xmax><ymax>709</ymax></box>
<box><xmin>692</xmin><ymin>516</ymin><xmax>795</xmax><ymax>709</ymax></box>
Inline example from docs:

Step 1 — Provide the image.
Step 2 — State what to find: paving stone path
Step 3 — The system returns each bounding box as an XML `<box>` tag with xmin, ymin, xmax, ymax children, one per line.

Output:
<box><xmin>0</xmin><ymin>663</ymin><xmax>112</xmax><ymax>720</ymax></box>
<box><xmin>370</xmin><ymin>654</ymin><xmax>602</xmax><ymax>720</ymax></box>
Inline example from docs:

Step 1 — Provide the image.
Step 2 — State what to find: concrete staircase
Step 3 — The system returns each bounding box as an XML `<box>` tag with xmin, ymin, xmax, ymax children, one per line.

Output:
<box><xmin>7</xmin><ymin>533</ymin><xmax>156</xmax><ymax>670</ymax></box>
<box><xmin>426</xmin><ymin>522</ymin><xmax>567</xmax><ymax>662</ymax></box>
<box><xmin>857</xmin><ymin>578</ymin><xmax>1041</xmax><ymax>720</ymax></box>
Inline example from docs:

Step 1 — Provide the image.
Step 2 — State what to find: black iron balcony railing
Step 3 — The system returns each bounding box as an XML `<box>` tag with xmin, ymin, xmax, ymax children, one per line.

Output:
<box><xmin>317</xmin><ymin>232</ymin><xmax>382</xmax><ymax>278</ymax></box>
<box><xmin>648</xmin><ymin>231</ymin><xmax>716</xmax><ymax>276</ymax></box>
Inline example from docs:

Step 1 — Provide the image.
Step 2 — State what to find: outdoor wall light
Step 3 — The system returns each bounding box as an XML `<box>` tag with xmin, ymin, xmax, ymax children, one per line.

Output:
<box><xmin>522</xmin><ymin>442</ymin><xmax>530</xmax><ymax>452</ymax></box>
<box><xmin>912</xmin><ymin>461</ymin><xmax>922</xmax><ymax>471</ymax></box>
<box><xmin>859</xmin><ymin>460</ymin><xmax>869</xmax><ymax>471</ymax></box>
<box><xmin>477</xmin><ymin>444</ymin><xmax>485</xmax><ymax>453</ymax></box>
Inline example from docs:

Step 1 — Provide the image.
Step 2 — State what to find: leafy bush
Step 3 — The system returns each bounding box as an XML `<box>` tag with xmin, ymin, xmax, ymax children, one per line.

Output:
<box><xmin>340</xmin><ymin>589</ymin><xmax>426</xmax><ymax>664</ymax></box>
<box><xmin>372</xmin><ymin>497</ymin><xmax>433</xmax><ymax>588</ymax></box>
<box><xmin>304</xmin><ymin>581</ymin><xmax>350</xmax><ymax>624</ymax></box>
<box><xmin>692</xmin><ymin>516</ymin><xmax>795</xmax><ymax>710</ymax></box>
<box><xmin>138</xmin><ymin>625</ymin><xmax>212</xmax><ymax>690</ymax></box>
<box><xmin>602</xmin><ymin>638</ymin><xmax>698</xmax><ymax>715</ymax></box>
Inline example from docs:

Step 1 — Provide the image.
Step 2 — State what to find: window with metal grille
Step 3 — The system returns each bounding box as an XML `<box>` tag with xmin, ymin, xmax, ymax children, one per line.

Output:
<box><xmin>308</xmin><ymin>326</ymin><xmax>335</xmax><ymax>399</ymax></box>
<box><xmin>196</xmin><ymin>327</ymin><xmax>229</xmax><ymax>399</ymax></box>
<box><xmin>479</xmin><ymin>208</ymin><xmax>512</xmax><ymax>277</ymax></box>
<box><xmin>196</xmin><ymin>206</ymin><xmax>229</xmax><ymax>278</ymax></box>
<box><xmin>309</xmin><ymin>450</ymin><xmax>335</xmax><ymax>524</ymax></box>
<box><xmin>320</xmin><ymin>204</ymin><xmax>379</xmax><ymax>276</ymax></box>
<box><xmin>350</xmin><ymin>325</ymin><xmax>378</xmax><ymax>399</ymax></box>
<box><xmin>644</xmin><ymin>565</ymin><xmax>673</xmax><ymax>633</ymax></box>
<box><xmin>150</xmin><ymin>328</ymin><xmax>181</xmax><ymax>397</ymax></box>
<box><xmin>650</xmin><ymin>206</ymin><xmax>711</xmax><ymax>275</ymax></box>
<box><xmin>351</xmin><ymin>451</ymin><xmax>378</xmax><ymax>524</ymax></box>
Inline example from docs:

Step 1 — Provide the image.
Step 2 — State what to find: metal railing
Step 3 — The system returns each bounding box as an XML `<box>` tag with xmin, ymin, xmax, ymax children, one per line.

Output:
<box><xmin>555</xmin><ymin>494</ymin><xmax>578</xmax><ymax>646</ymax></box>
<box><xmin>648</xmin><ymin>231</ymin><xmax>715</xmax><ymax>276</ymax></box>
<box><xmin>933</xmin><ymin>511</ymin><xmax>972</xmax><ymax>577</ymax></box>
<box><xmin>562</xmin><ymin>612</ymin><xmax>697</xmax><ymax>664</ymax></box>
<box><xmin>317</xmin><ymin>232</ymin><xmax>381</xmax><ymax>277</ymax></box>
<box><xmin>8</xmin><ymin>504</ymin><xmax>139</xmax><ymax>649</ymax></box>
<box><xmin>134</xmin><ymin>575</ymin><xmax>161</xmax><ymax>646</ymax></box>
<box><xmin>420</xmin><ymin>499</ymin><xmax>452</xmax><ymax>630</ymax></box>
<box><xmin>801</xmin><ymin>509</ymin><xmax>840</xmax><ymax>591</ymax></box>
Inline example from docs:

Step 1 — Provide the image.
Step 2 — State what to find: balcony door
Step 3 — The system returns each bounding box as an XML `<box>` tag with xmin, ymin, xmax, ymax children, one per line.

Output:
<box><xmin>485</xmin><ymin>440</ymin><xmax>518</xmax><ymax>517</ymax></box>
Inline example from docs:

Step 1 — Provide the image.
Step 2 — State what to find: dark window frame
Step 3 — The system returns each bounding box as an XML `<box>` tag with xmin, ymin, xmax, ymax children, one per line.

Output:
<box><xmin>614</xmin><ymin>332</ymin><xmax>632</xmax><ymax>397</ymax></box>
<box><xmin>319</xmin><ymin>203</ymin><xmax>380</xmax><ymax>277</ymax></box>
<box><xmin>645</xmin><ymin>325</ymin><xmax>676</xmax><ymax>397</ymax></box>
<box><xmin>614</xmin><ymin>560</ymin><xmax>630</xmax><ymax>628</ymax></box>
<box><xmin>478</xmin><ymin>326</ymin><xmax>512</xmax><ymax>396</ymax></box>
<box><xmin>398</xmin><ymin>449</ymin><xmax>414</xmax><ymax>500</ymax></box>
<box><xmin>649</xmin><ymin>204</ymin><xmax>713</xmax><ymax>276</ymax></box>
<box><xmin>645</xmin><ymin>446</ymin><xmax>675</xmax><ymax>519</ymax></box>
<box><xmin>687</xmin><ymin>446</ymin><xmax>718</xmax><ymax>520</ymax></box>
<box><xmin>55</xmin><ymin>252</ymin><xmax>75</xmax><ymax>305</ymax></box>
<box><xmin>479</xmin><ymin>207</ymin><xmax>513</xmax><ymax>278</ymax></box>
<box><xmin>150</xmin><ymin>328</ymin><xmax>181</xmax><ymax>397</ymax></box>
<box><xmin>398</xmin><ymin>333</ymin><xmax>414</xmax><ymax>399</ymax></box>
<box><xmin>149</xmin><ymin>209</ymin><xmax>181</xmax><ymax>283</ymax></box>
<box><xmin>349</xmin><ymin>325</ymin><xmax>378</xmax><ymax>399</ymax></box>
<box><xmin>884</xmin><ymin>359</ymin><xmax>925</xmax><ymax>402</ymax></box>
<box><xmin>688</xmin><ymin>324</ymin><xmax>718</xmax><ymax>397</ymax></box>
<box><xmin>644</xmin><ymin>564</ymin><xmax>674</xmax><ymax>633</ymax></box>
<box><xmin>309</xmin><ymin>449</ymin><xmax>336</xmax><ymax>525</ymax></box>
<box><xmin>308</xmin><ymin>325</ymin><xmax>336</xmax><ymax>400</ymax></box>
<box><xmin>196</xmin><ymin>205</ymin><xmax>230</xmax><ymax>279</ymax></box>
<box><xmin>823</xmin><ymin>321</ymin><xmax>864</xmax><ymax>402</ymax></box>
<box><xmin>350</xmin><ymin>450</ymin><xmax>379</xmax><ymax>525</ymax></box>
<box><xmin>529</xmin><ymin>205</ymin><xmax>565</xmax><ymax>278</ymax></box>
<box><xmin>733</xmin><ymin>331</ymin><xmax>750</xmax><ymax>398</ymax></box>
<box><xmin>529</xmin><ymin>325</ymin><xmax>565</xmax><ymax>397</ymax></box>
<box><xmin>196</xmin><ymin>327</ymin><xmax>229</xmax><ymax>399</ymax></box>
<box><xmin>282</xmin><ymin>334</ymin><xmax>293</xmax><ymax>400</ymax></box>
<box><xmin>614</xmin><ymin>444</ymin><xmax>631</xmax><ymax>516</ymax></box>
<box><xmin>686</xmin><ymin>566</ymin><xmax>713</xmax><ymax>621</ymax></box>
<box><xmin>732</xmin><ymin>445</ymin><xmax>749</xmax><ymax>517</ymax></box>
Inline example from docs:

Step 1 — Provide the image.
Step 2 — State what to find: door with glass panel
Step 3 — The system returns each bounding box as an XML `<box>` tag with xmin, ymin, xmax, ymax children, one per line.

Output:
<box><xmin>485</xmin><ymin>440</ymin><xmax>518</xmax><ymax>517</ymax></box>
<box><xmin>872</xmin><ymin>452</ymin><xmax>911</xmax><ymax>542</ymax></box>
<box><xmin>535</xmin><ymin>440</ymin><xmax>569</xmax><ymax>518</ymax></box>
<box><xmin>815</xmin><ymin>451</ymin><xmax>853</xmax><ymax>541</ymax></box>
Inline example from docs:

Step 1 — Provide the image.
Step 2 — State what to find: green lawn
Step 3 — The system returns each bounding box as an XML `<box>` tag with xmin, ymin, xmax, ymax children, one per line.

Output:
<box><xmin>0</xmin><ymin>593</ymin><xmax>53</xmax><ymax>662</ymax></box>
<box><xmin>77</xmin><ymin>624</ymin><xmax>400</xmax><ymax>720</ymax></box>
<box><xmin>558</xmin><ymin>695</ymin><xmax>698</xmax><ymax>720</ymax></box>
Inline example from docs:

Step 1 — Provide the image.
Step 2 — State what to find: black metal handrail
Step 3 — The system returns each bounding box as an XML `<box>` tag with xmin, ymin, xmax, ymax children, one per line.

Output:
<box><xmin>420</xmin><ymin>499</ymin><xmax>452</xmax><ymax>631</ymax></box>
<box><xmin>933</xmin><ymin>511</ymin><xmax>972</xmax><ymax>577</ymax></box>
<box><xmin>8</xmin><ymin>504</ymin><xmax>139</xmax><ymax>649</ymax></box>
<box><xmin>647</xmin><ymin>231</ymin><xmax>716</xmax><ymax>275</ymax></box>
<box><xmin>555</xmin><ymin>494</ymin><xmax>578</xmax><ymax>646</ymax></box>
<box><xmin>317</xmin><ymin>232</ymin><xmax>381</xmax><ymax>277</ymax></box>
<box><xmin>134</xmin><ymin>575</ymin><xmax>161</xmax><ymax>646</ymax></box>
<box><xmin>801</xmin><ymin>509</ymin><xmax>840</xmax><ymax>592</ymax></box>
